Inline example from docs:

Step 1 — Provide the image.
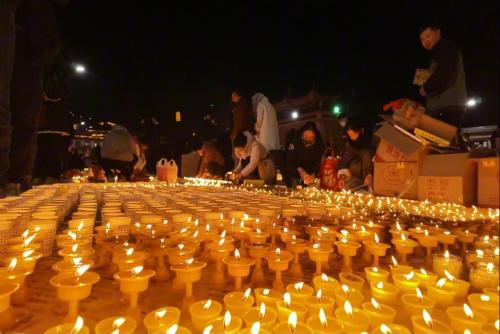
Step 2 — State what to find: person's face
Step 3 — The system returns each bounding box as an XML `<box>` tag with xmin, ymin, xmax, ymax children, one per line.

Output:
<box><xmin>196</xmin><ymin>149</ymin><xmax>203</xmax><ymax>157</ymax></box>
<box><xmin>302</xmin><ymin>130</ymin><xmax>316</xmax><ymax>147</ymax></box>
<box><xmin>420</xmin><ymin>28</ymin><xmax>441</xmax><ymax>50</ymax></box>
<box><xmin>347</xmin><ymin>129</ymin><xmax>361</xmax><ymax>141</ymax></box>
<box><xmin>231</xmin><ymin>92</ymin><xmax>241</xmax><ymax>103</ymax></box>
<box><xmin>234</xmin><ymin>147</ymin><xmax>246</xmax><ymax>159</ymax></box>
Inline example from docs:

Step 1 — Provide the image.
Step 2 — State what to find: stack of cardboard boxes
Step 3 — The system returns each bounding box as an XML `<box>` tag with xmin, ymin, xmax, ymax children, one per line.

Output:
<box><xmin>373</xmin><ymin>110</ymin><xmax>499</xmax><ymax>208</ymax></box>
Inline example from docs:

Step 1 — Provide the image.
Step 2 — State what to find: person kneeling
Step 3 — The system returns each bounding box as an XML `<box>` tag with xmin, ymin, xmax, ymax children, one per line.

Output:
<box><xmin>231</xmin><ymin>131</ymin><xmax>276</xmax><ymax>185</ymax></box>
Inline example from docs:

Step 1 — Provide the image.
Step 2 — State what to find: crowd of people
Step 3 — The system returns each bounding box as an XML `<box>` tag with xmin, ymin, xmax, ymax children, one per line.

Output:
<box><xmin>2</xmin><ymin>0</ymin><xmax>491</xmax><ymax>197</ymax></box>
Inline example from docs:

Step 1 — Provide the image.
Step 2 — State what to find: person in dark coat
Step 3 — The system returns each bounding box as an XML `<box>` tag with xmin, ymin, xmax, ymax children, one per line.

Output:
<box><xmin>338</xmin><ymin>116</ymin><xmax>375</xmax><ymax>189</ymax></box>
<box><xmin>418</xmin><ymin>22</ymin><xmax>467</xmax><ymax>127</ymax></box>
<box><xmin>286</xmin><ymin>122</ymin><xmax>324</xmax><ymax>186</ymax></box>
<box><xmin>192</xmin><ymin>136</ymin><xmax>226</xmax><ymax>178</ymax></box>
<box><xmin>230</xmin><ymin>89</ymin><xmax>253</xmax><ymax>140</ymax></box>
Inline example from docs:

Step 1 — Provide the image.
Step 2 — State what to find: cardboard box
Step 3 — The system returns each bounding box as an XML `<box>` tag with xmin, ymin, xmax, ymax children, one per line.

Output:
<box><xmin>477</xmin><ymin>157</ymin><xmax>499</xmax><ymax>208</ymax></box>
<box><xmin>418</xmin><ymin>153</ymin><xmax>477</xmax><ymax>206</ymax></box>
<box><xmin>374</xmin><ymin>162</ymin><xmax>419</xmax><ymax>199</ymax></box>
<box><xmin>374</xmin><ymin>122</ymin><xmax>429</xmax><ymax>164</ymax></box>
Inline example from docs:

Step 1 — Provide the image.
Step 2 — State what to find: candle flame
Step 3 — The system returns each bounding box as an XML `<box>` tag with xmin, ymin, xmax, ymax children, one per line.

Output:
<box><xmin>218</xmin><ymin>238</ymin><xmax>225</xmax><ymax>247</ymax></box>
<box><xmin>372</xmin><ymin>267</ymin><xmax>379</xmax><ymax>273</ymax></box>
<box><xmin>391</xmin><ymin>256</ymin><xmax>398</xmax><ymax>266</ymax></box>
<box><xmin>396</xmin><ymin>222</ymin><xmax>401</xmax><ymax>231</ymax></box>
<box><xmin>463</xmin><ymin>303</ymin><xmax>474</xmax><ymax>319</ymax></box>
<box><xmin>343</xmin><ymin>301</ymin><xmax>353</xmax><ymax>318</ymax></box>
<box><xmin>424</xmin><ymin>229</ymin><xmax>429</xmax><ymax>236</ymax></box>
<box><xmin>221</xmin><ymin>230</ymin><xmax>226</xmax><ymax>238</ymax></box>
<box><xmin>250</xmin><ymin>321</ymin><xmax>260</xmax><ymax>334</ymax></box>
<box><xmin>224</xmin><ymin>310</ymin><xmax>232</xmax><ymax>328</ymax></box>
<box><xmin>341</xmin><ymin>284</ymin><xmax>350</xmax><ymax>295</ymax></box>
<box><xmin>287</xmin><ymin>312</ymin><xmax>297</xmax><ymax>331</ymax></box>
<box><xmin>155</xmin><ymin>308</ymin><xmax>167</xmax><ymax>319</ymax></box>
<box><xmin>256</xmin><ymin>228</ymin><xmax>262</xmax><ymax>233</ymax></box>
<box><xmin>487</xmin><ymin>262</ymin><xmax>495</xmax><ymax>272</ymax></box>
<box><xmin>376</xmin><ymin>282</ymin><xmax>384</xmax><ymax>289</ymax></box>
<box><xmin>180</xmin><ymin>228</ymin><xmax>188</xmax><ymax>234</ymax></box>
<box><xmin>319</xmin><ymin>307</ymin><xmax>327</xmax><ymax>327</ymax></box>
<box><xmin>283</xmin><ymin>292</ymin><xmax>291</xmax><ymax>307</ymax></box>
<box><xmin>416</xmin><ymin>288</ymin><xmax>423</xmax><ymax>300</ymax></box>
<box><xmin>70</xmin><ymin>316</ymin><xmax>84</xmax><ymax>334</ymax></box>
<box><xmin>294</xmin><ymin>282</ymin><xmax>304</xmax><ymax>291</ymax></box>
<box><xmin>401</xmin><ymin>234</ymin><xmax>406</xmax><ymax>241</ymax></box>
<box><xmin>341</xmin><ymin>230</ymin><xmax>348</xmax><ymax>237</ymax></box>
<box><xmin>283</xmin><ymin>227</ymin><xmax>288</xmax><ymax>233</ymax></box>
<box><xmin>7</xmin><ymin>258</ymin><xmax>17</xmax><ymax>272</ymax></box>
<box><xmin>276</xmin><ymin>248</ymin><xmax>281</xmax><ymax>256</ymax></box>
<box><xmin>321</xmin><ymin>273</ymin><xmax>328</xmax><ymax>283</ymax></box>
<box><xmin>131</xmin><ymin>266</ymin><xmax>143</xmax><ymax>276</ymax></box>
<box><xmin>203</xmin><ymin>299</ymin><xmax>212</xmax><ymax>310</ymax></box>
<box><xmin>22</xmin><ymin>229</ymin><xmax>29</xmax><ymax>239</ymax></box>
<box><xmin>235</xmin><ymin>249</ymin><xmax>240</xmax><ymax>259</ymax></box>
<box><xmin>203</xmin><ymin>325</ymin><xmax>213</xmax><ymax>334</ymax></box>
<box><xmin>178</xmin><ymin>244</ymin><xmax>184</xmax><ymax>250</ymax></box>
<box><xmin>405</xmin><ymin>271</ymin><xmax>415</xmax><ymax>281</ymax></box>
<box><xmin>374</xmin><ymin>233</ymin><xmax>380</xmax><ymax>244</ymax></box>
<box><xmin>126</xmin><ymin>248</ymin><xmax>134</xmax><ymax>256</ymax></box>
<box><xmin>420</xmin><ymin>268</ymin><xmax>428</xmax><ymax>276</ymax></box>
<box><xmin>71</xmin><ymin>244</ymin><xmax>79</xmax><ymax>253</ymax></box>
<box><xmin>313</xmin><ymin>243</ymin><xmax>320</xmax><ymax>249</ymax></box>
<box><xmin>193</xmin><ymin>230</ymin><xmax>199</xmax><ymax>238</ymax></box>
<box><xmin>316</xmin><ymin>289</ymin><xmax>322</xmax><ymax>301</ymax></box>
<box><xmin>444</xmin><ymin>270</ymin><xmax>456</xmax><ymax>282</ymax></box>
<box><xmin>423</xmin><ymin>309</ymin><xmax>433</xmax><ymax>328</ymax></box>
<box><xmin>112</xmin><ymin>317</ymin><xmax>125</xmax><ymax>329</ymax></box>
<box><xmin>380</xmin><ymin>324</ymin><xmax>392</xmax><ymax>334</ymax></box>
<box><xmin>495</xmin><ymin>320</ymin><xmax>499</xmax><ymax>330</ymax></box>
<box><xmin>259</xmin><ymin>303</ymin><xmax>266</xmax><ymax>319</ymax></box>
<box><xmin>463</xmin><ymin>330</ymin><xmax>471</xmax><ymax>334</ymax></box>
<box><xmin>22</xmin><ymin>249</ymin><xmax>34</xmax><ymax>258</ymax></box>
<box><xmin>166</xmin><ymin>324</ymin><xmax>178</xmax><ymax>334</ymax></box>
<box><xmin>371</xmin><ymin>297</ymin><xmax>380</xmax><ymax>310</ymax></box>
<box><xmin>75</xmin><ymin>264</ymin><xmax>90</xmax><ymax>277</ymax></box>
<box><xmin>480</xmin><ymin>294</ymin><xmax>490</xmax><ymax>302</ymax></box>
<box><xmin>476</xmin><ymin>249</ymin><xmax>484</xmax><ymax>258</ymax></box>
<box><xmin>243</xmin><ymin>288</ymin><xmax>251</xmax><ymax>300</ymax></box>
<box><xmin>68</xmin><ymin>231</ymin><xmax>77</xmax><ymax>241</ymax></box>
<box><xmin>444</xmin><ymin>250</ymin><xmax>450</xmax><ymax>260</ymax></box>
<box><xmin>436</xmin><ymin>278</ymin><xmax>446</xmax><ymax>288</ymax></box>
<box><xmin>262</xmin><ymin>289</ymin><xmax>269</xmax><ymax>296</ymax></box>
<box><xmin>23</xmin><ymin>233</ymin><xmax>37</xmax><ymax>247</ymax></box>
<box><xmin>185</xmin><ymin>258</ymin><xmax>194</xmax><ymax>265</ymax></box>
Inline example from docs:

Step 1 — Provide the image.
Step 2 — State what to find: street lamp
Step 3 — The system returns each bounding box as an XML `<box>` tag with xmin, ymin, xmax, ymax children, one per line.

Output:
<box><xmin>291</xmin><ymin>111</ymin><xmax>299</xmax><ymax>119</ymax></box>
<box><xmin>74</xmin><ymin>64</ymin><xmax>86</xmax><ymax>74</ymax></box>
<box><xmin>466</xmin><ymin>97</ymin><xmax>481</xmax><ymax>108</ymax></box>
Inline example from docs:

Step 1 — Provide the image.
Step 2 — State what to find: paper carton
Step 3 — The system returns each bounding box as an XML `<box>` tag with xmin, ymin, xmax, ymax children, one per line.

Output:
<box><xmin>374</xmin><ymin>122</ymin><xmax>428</xmax><ymax>163</ymax></box>
<box><xmin>418</xmin><ymin>153</ymin><xmax>476</xmax><ymax>206</ymax></box>
<box><xmin>374</xmin><ymin>162</ymin><xmax>419</xmax><ymax>199</ymax></box>
<box><xmin>477</xmin><ymin>157</ymin><xmax>499</xmax><ymax>208</ymax></box>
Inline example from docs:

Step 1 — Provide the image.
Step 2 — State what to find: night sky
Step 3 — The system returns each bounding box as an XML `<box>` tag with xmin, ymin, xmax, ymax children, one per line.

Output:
<box><xmin>54</xmin><ymin>0</ymin><xmax>498</xmax><ymax>129</ymax></box>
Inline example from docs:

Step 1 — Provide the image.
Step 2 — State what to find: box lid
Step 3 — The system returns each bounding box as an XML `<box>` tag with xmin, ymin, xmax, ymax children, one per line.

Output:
<box><xmin>420</xmin><ymin>153</ymin><xmax>470</xmax><ymax>176</ymax></box>
<box><xmin>375</xmin><ymin>122</ymin><xmax>426</xmax><ymax>157</ymax></box>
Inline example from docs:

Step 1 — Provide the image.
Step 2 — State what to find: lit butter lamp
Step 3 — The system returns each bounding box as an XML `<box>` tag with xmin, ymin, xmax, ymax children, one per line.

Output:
<box><xmin>411</xmin><ymin>309</ymin><xmax>452</xmax><ymax>334</ymax></box>
<box><xmin>246</xmin><ymin>242</ymin><xmax>271</xmax><ymax>285</ymax></box>
<box><xmin>113</xmin><ymin>265</ymin><xmax>155</xmax><ymax>321</ymax></box>
<box><xmin>205</xmin><ymin>310</ymin><xmax>242</xmax><ymax>334</ymax></box>
<box><xmin>432</xmin><ymin>250</ymin><xmax>463</xmax><ymax>278</ymax></box>
<box><xmin>305</xmin><ymin>289</ymin><xmax>335</xmax><ymax>316</ymax></box>
<box><xmin>286</xmin><ymin>282</ymin><xmax>314</xmax><ymax>305</ymax></box>
<box><xmin>392</xmin><ymin>234</ymin><xmax>418</xmax><ymax>266</ymax></box>
<box><xmin>254</xmin><ymin>288</ymin><xmax>281</xmax><ymax>310</ymax></box>
<box><xmin>166</xmin><ymin>243</ymin><xmax>196</xmax><ymax>291</ymax></box>
<box><xmin>467</xmin><ymin>293</ymin><xmax>499</xmax><ymax>322</ymax></box>
<box><xmin>364</xmin><ymin>266</ymin><xmax>390</xmax><ymax>285</ymax></box>
<box><xmin>334</xmin><ymin>300</ymin><xmax>370</xmax><ymax>334</ymax></box>
<box><xmin>370</xmin><ymin>281</ymin><xmax>399</xmax><ymax>306</ymax></box>
<box><xmin>44</xmin><ymin>315</ymin><xmax>89</xmax><ymax>334</ymax></box>
<box><xmin>334</xmin><ymin>232</ymin><xmax>361</xmax><ymax>273</ymax></box>
<box><xmin>224</xmin><ymin>288</ymin><xmax>255</xmax><ymax>319</ymax></box>
<box><xmin>0</xmin><ymin>257</ymin><xmax>32</xmax><ymax>305</ymax></box>
<box><xmin>170</xmin><ymin>257</ymin><xmax>207</xmax><ymax>310</ymax></box>
<box><xmin>442</xmin><ymin>270</ymin><xmax>471</xmax><ymax>300</ymax></box>
<box><xmin>243</xmin><ymin>302</ymin><xmax>278</xmax><ymax>332</ymax></box>
<box><xmin>389</xmin><ymin>256</ymin><xmax>413</xmax><ymax>276</ymax></box>
<box><xmin>361</xmin><ymin>298</ymin><xmax>396</xmax><ymax>327</ymax></box>
<box><xmin>339</xmin><ymin>272</ymin><xmax>365</xmax><ymax>291</ymax></box>
<box><xmin>265</xmin><ymin>248</ymin><xmax>293</xmax><ymax>291</ymax></box>
<box><xmin>237</xmin><ymin>321</ymin><xmax>272</xmax><ymax>334</ymax></box>
<box><xmin>401</xmin><ymin>288</ymin><xmax>436</xmax><ymax>316</ymax></box>
<box><xmin>94</xmin><ymin>316</ymin><xmax>137</xmax><ymax>334</ymax></box>
<box><xmin>306</xmin><ymin>308</ymin><xmax>343</xmax><ymax>334</ymax></box>
<box><xmin>333</xmin><ymin>284</ymin><xmax>364</xmax><ymax>308</ymax></box>
<box><xmin>143</xmin><ymin>306</ymin><xmax>181</xmax><ymax>334</ymax></box>
<box><xmin>415</xmin><ymin>229</ymin><xmax>438</xmax><ymax>266</ymax></box>
<box><xmin>276</xmin><ymin>292</ymin><xmax>308</xmax><ymax>323</ymax></box>
<box><xmin>312</xmin><ymin>274</ymin><xmax>340</xmax><ymax>299</ymax></box>
<box><xmin>414</xmin><ymin>268</ymin><xmax>438</xmax><ymax>291</ymax></box>
<box><xmin>223</xmin><ymin>249</ymin><xmax>255</xmax><ymax>291</ymax></box>
<box><xmin>49</xmin><ymin>264</ymin><xmax>99</xmax><ymax>322</ymax></box>
<box><xmin>273</xmin><ymin>311</ymin><xmax>313</xmax><ymax>334</ymax></box>
<box><xmin>189</xmin><ymin>299</ymin><xmax>223</xmax><ymax>332</ymax></box>
<box><xmin>207</xmin><ymin>236</ymin><xmax>234</xmax><ymax>285</ymax></box>
<box><xmin>286</xmin><ymin>235</ymin><xmax>308</xmax><ymax>278</ymax></box>
<box><xmin>427</xmin><ymin>278</ymin><xmax>456</xmax><ymax>308</ymax></box>
<box><xmin>306</xmin><ymin>243</ymin><xmax>333</xmax><ymax>276</ymax></box>
<box><xmin>446</xmin><ymin>303</ymin><xmax>487</xmax><ymax>333</ymax></box>
<box><xmin>0</xmin><ymin>282</ymin><xmax>19</xmax><ymax>331</ymax></box>
<box><xmin>370</xmin><ymin>323</ymin><xmax>411</xmax><ymax>334</ymax></box>
<box><xmin>365</xmin><ymin>233</ymin><xmax>390</xmax><ymax>267</ymax></box>
<box><xmin>393</xmin><ymin>271</ymin><xmax>421</xmax><ymax>294</ymax></box>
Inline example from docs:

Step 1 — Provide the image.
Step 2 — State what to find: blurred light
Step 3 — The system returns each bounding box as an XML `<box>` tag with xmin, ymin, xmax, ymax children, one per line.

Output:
<box><xmin>291</xmin><ymin>111</ymin><xmax>299</xmax><ymax>119</ymax></box>
<box><xmin>74</xmin><ymin>64</ymin><xmax>86</xmax><ymax>74</ymax></box>
<box><xmin>466</xmin><ymin>98</ymin><xmax>481</xmax><ymax>107</ymax></box>
<box><xmin>332</xmin><ymin>104</ymin><xmax>341</xmax><ymax>115</ymax></box>
<box><xmin>80</xmin><ymin>121</ymin><xmax>85</xmax><ymax>126</ymax></box>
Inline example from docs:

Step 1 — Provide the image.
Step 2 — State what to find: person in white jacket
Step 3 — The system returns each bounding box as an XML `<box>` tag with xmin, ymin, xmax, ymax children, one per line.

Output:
<box><xmin>252</xmin><ymin>93</ymin><xmax>281</xmax><ymax>152</ymax></box>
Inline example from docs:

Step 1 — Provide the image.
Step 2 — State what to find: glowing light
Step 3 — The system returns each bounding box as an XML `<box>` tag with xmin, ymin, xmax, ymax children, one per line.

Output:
<box><xmin>7</xmin><ymin>258</ymin><xmax>17</xmax><ymax>273</ymax></box>
<box><xmin>463</xmin><ymin>303</ymin><xmax>474</xmax><ymax>319</ymax></box>
<box><xmin>224</xmin><ymin>311</ymin><xmax>232</xmax><ymax>329</ymax></box>
<box><xmin>405</xmin><ymin>271</ymin><xmax>415</xmax><ymax>281</ymax></box>
<box><xmin>288</xmin><ymin>312</ymin><xmax>298</xmax><ymax>331</ymax></box>
<box><xmin>259</xmin><ymin>303</ymin><xmax>266</xmax><ymax>320</ymax></box>
<box><xmin>112</xmin><ymin>317</ymin><xmax>125</xmax><ymax>330</ymax></box>
<box><xmin>371</xmin><ymin>298</ymin><xmax>380</xmax><ymax>310</ymax></box>
<box><xmin>250</xmin><ymin>322</ymin><xmax>261</xmax><ymax>334</ymax></box>
<box><xmin>203</xmin><ymin>300</ymin><xmax>212</xmax><ymax>310</ymax></box>
<box><xmin>284</xmin><ymin>292</ymin><xmax>291</xmax><ymax>307</ymax></box>
<box><xmin>234</xmin><ymin>249</ymin><xmax>241</xmax><ymax>259</ymax></box>
<box><xmin>416</xmin><ymin>288</ymin><xmax>423</xmax><ymax>301</ymax></box>
<box><xmin>166</xmin><ymin>324</ymin><xmax>178</xmax><ymax>334</ymax></box>
<box><xmin>343</xmin><ymin>301</ymin><xmax>353</xmax><ymax>318</ymax></box>
<box><xmin>294</xmin><ymin>282</ymin><xmax>304</xmax><ymax>291</ymax></box>
<box><xmin>319</xmin><ymin>308</ymin><xmax>327</xmax><ymax>327</ymax></box>
<box><xmin>155</xmin><ymin>308</ymin><xmax>167</xmax><ymax>320</ymax></box>
<box><xmin>423</xmin><ymin>309</ymin><xmax>433</xmax><ymax>328</ymax></box>
<box><xmin>436</xmin><ymin>278</ymin><xmax>446</xmax><ymax>288</ymax></box>
<box><xmin>70</xmin><ymin>316</ymin><xmax>84</xmax><ymax>334</ymax></box>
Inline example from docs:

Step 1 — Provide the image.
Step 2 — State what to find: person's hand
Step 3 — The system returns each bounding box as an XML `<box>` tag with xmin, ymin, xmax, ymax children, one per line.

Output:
<box><xmin>302</xmin><ymin>173</ymin><xmax>315</xmax><ymax>185</ymax></box>
<box><xmin>419</xmin><ymin>86</ymin><xmax>426</xmax><ymax>96</ymax></box>
<box><xmin>364</xmin><ymin>174</ymin><xmax>373</xmax><ymax>187</ymax></box>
